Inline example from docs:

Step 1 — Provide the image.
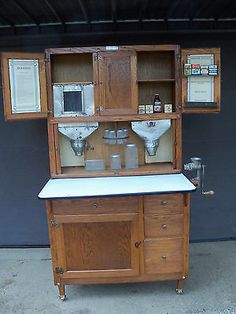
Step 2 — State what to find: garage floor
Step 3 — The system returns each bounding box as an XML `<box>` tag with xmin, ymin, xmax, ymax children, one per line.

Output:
<box><xmin>0</xmin><ymin>241</ymin><xmax>236</xmax><ymax>314</ymax></box>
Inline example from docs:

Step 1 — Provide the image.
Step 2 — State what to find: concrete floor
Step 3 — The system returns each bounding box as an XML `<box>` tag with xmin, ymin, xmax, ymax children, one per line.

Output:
<box><xmin>0</xmin><ymin>241</ymin><xmax>236</xmax><ymax>314</ymax></box>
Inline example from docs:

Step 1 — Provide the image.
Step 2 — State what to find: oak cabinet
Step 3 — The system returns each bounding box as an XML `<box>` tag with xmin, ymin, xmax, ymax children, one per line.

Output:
<box><xmin>1</xmin><ymin>46</ymin><xmax>221</xmax><ymax>121</ymax></box>
<box><xmin>46</xmin><ymin>191</ymin><xmax>190</xmax><ymax>298</ymax></box>
<box><xmin>1</xmin><ymin>44</ymin><xmax>208</xmax><ymax>299</ymax></box>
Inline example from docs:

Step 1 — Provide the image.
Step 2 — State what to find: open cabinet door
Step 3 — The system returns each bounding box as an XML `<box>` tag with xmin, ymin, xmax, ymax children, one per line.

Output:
<box><xmin>1</xmin><ymin>52</ymin><xmax>48</xmax><ymax>120</ymax></box>
<box><xmin>181</xmin><ymin>48</ymin><xmax>221</xmax><ymax>113</ymax></box>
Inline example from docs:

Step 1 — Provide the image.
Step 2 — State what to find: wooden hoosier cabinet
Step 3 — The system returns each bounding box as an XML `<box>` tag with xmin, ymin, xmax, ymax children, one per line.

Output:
<box><xmin>1</xmin><ymin>45</ymin><xmax>221</xmax><ymax>300</ymax></box>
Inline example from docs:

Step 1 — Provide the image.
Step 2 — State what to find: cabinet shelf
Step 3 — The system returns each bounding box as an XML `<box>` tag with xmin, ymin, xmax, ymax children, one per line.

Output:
<box><xmin>56</xmin><ymin>163</ymin><xmax>180</xmax><ymax>178</ymax></box>
<box><xmin>50</xmin><ymin>113</ymin><xmax>179</xmax><ymax>123</ymax></box>
<box><xmin>52</xmin><ymin>81</ymin><xmax>93</xmax><ymax>85</ymax></box>
<box><xmin>137</xmin><ymin>79</ymin><xmax>175</xmax><ymax>83</ymax></box>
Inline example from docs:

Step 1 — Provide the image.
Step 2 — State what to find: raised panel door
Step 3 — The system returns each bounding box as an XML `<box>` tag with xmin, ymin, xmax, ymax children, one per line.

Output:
<box><xmin>97</xmin><ymin>50</ymin><xmax>138</xmax><ymax>115</ymax></box>
<box><xmin>53</xmin><ymin>213</ymin><xmax>140</xmax><ymax>279</ymax></box>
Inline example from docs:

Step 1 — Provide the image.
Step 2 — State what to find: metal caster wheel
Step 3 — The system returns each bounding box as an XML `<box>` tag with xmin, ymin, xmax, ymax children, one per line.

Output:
<box><xmin>59</xmin><ymin>295</ymin><xmax>66</xmax><ymax>301</ymax></box>
<box><xmin>176</xmin><ymin>288</ymin><xmax>183</xmax><ymax>295</ymax></box>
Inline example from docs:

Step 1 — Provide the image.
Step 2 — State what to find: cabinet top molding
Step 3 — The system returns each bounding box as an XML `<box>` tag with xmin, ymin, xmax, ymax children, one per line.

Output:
<box><xmin>45</xmin><ymin>45</ymin><xmax>180</xmax><ymax>55</ymax></box>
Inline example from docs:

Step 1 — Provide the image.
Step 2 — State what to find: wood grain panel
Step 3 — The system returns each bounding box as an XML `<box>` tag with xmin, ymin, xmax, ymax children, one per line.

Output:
<box><xmin>183</xmin><ymin>193</ymin><xmax>190</xmax><ymax>278</ymax></box>
<box><xmin>138</xmin><ymin>81</ymin><xmax>174</xmax><ymax>106</ymax></box>
<box><xmin>137</xmin><ymin>51</ymin><xmax>174</xmax><ymax>80</ymax></box>
<box><xmin>144</xmin><ymin>238</ymin><xmax>183</xmax><ymax>274</ymax></box>
<box><xmin>59</xmin><ymin>162</ymin><xmax>178</xmax><ymax>178</ymax></box>
<box><xmin>60</xmin><ymin>272</ymin><xmax>182</xmax><ymax>284</ymax></box>
<box><xmin>63</xmin><ymin>222</ymin><xmax>131</xmax><ymax>271</ymax></box>
<box><xmin>52</xmin><ymin>196</ymin><xmax>139</xmax><ymax>215</ymax></box>
<box><xmin>144</xmin><ymin>214</ymin><xmax>184</xmax><ymax>238</ymax></box>
<box><xmin>50</xmin><ymin>113</ymin><xmax>179</xmax><ymax>123</ymax></box>
<box><xmin>144</xmin><ymin>193</ymin><xmax>184</xmax><ymax>215</ymax></box>
<box><xmin>98</xmin><ymin>51</ymin><xmax>137</xmax><ymax>115</ymax></box>
<box><xmin>51</xmin><ymin>53</ymin><xmax>93</xmax><ymax>83</ymax></box>
<box><xmin>54</xmin><ymin>213</ymin><xmax>138</xmax><ymax>223</ymax></box>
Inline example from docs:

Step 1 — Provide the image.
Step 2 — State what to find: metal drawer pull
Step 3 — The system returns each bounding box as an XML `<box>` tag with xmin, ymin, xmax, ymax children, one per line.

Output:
<box><xmin>162</xmin><ymin>256</ymin><xmax>167</xmax><ymax>260</ymax></box>
<box><xmin>161</xmin><ymin>200</ymin><xmax>168</xmax><ymax>206</ymax></box>
<box><xmin>92</xmin><ymin>203</ymin><xmax>98</xmax><ymax>208</ymax></box>
<box><xmin>161</xmin><ymin>224</ymin><xmax>167</xmax><ymax>229</ymax></box>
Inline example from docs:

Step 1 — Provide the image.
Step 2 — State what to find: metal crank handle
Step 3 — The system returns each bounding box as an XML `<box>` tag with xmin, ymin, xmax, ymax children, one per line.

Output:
<box><xmin>201</xmin><ymin>165</ymin><xmax>214</xmax><ymax>196</ymax></box>
<box><xmin>202</xmin><ymin>190</ymin><xmax>215</xmax><ymax>196</ymax></box>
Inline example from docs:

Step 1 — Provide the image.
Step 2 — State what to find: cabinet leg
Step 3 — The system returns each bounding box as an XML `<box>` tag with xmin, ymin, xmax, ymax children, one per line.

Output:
<box><xmin>57</xmin><ymin>283</ymin><xmax>66</xmax><ymax>301</ymax></box>
<box><xmin>176</xmin><ymin>279</ymin><xmax>185</xmax><ymax>294</ymax></box>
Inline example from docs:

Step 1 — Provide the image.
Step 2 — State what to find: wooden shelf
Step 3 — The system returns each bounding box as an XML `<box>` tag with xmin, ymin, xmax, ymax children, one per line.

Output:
<box><xmin>52</xmin><ymin>81</ymin><xmax>93</xmax><ymax>85</ymax></box>
<box><xmin>50</xmin><ymin>113</ymin><xmax>179</xmax><ymax>123</ymax></box>
<box><xmin>137</xmin><ymin>79</ymin><xmax>175</xmax><ymax>83</ymax></box>
<box><xmin>54</xmin><ymin>163</ymin><xmax>180</xmax><ymax>178</ymax></box>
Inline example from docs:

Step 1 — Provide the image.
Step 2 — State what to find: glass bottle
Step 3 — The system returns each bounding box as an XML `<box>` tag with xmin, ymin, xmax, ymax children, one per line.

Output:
<box><xmin>153</xmin><ymin>93</ymin><xmax>162</xmax><ymax>113</ymax></box>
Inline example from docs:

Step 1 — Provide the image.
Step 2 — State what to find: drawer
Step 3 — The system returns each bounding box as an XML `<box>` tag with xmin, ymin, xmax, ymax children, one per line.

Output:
<box><xmin>144</xmin><ymin>214</ymin><xmax>184</xmax><ymax>238</ymax></box>
<box><xmin>51</xmin><ymin>196</ymin><xmax>139</xmax><ymax>215</ymax></box>
<box><xmin>144</xmin><ymin>194</ymin><xmax>184</xmax><ymax>215</ymax></box>
<box><xmin>144</xmin><ymin>238</ymin><xmax>183</xmax><ymax>274</ymax></box>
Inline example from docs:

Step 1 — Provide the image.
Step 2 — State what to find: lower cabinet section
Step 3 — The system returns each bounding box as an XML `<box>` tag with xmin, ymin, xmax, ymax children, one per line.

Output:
<box><xmin>46</xmin><ymin>192</ymin><xmax>190</xmax><ymax>298</ymax></box>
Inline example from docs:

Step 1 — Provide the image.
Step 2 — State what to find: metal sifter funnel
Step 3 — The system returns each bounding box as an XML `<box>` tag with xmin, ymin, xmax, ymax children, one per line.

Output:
<box><xmin>131</xmin><ymin>120</ymin><xmax>171</xmax><ymax>156</ymax></box>
<box><xmin>58</xmin><ymin>122</ymin><xmax>98</xmax><ymax>156</ymax></box>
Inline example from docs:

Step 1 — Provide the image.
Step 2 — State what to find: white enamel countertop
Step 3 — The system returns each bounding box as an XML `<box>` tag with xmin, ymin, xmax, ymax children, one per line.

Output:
<box><xmin>38</xmin><ymin>174</ymin><xmax>196</xmax><ymax>199</ymax></box>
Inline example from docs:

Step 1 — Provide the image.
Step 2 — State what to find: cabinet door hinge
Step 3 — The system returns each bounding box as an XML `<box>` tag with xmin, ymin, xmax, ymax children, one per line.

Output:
<box><xmin>51</xmin><ymin>219</ymin><xmax>60</xmax><ymax>228</ymax></box>
<box><xmin>94</xmin><ymin>54</ymin><xmax>103</xmax><ymax>62</ymax></box>
<box><xmin>95</xmin><ymin>105</ymin><xmax>104</xmax><ymax>113</ymax></box>
<box><xmin>45</xmin><ymin>56</ymin><xmax>50</xmax><ymax>63</ymax></box>
<box><xmin>176</xmin><ymin>53</ymin><xmax>181</xmax><ymax>61</ymax></box>
<box><xmin>55</xmin><ymin>267</ymin><xmax>64</xmax><ymax>274</ymax></box>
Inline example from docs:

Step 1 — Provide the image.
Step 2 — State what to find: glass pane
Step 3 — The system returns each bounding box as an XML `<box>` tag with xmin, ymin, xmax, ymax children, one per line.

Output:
<box><xmin>63</xmin><ymin>91</ymin><xmax>82</xmax><ymax>112</ymax></box>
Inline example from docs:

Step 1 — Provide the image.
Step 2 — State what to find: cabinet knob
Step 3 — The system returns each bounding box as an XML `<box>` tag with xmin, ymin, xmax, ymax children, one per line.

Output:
<box><xmin>162</xmin><ymin>256</ymin><xmax>167</xmax><ymax>260</ymax></box>
<box><xmin>161</xmin><ymin>200</ymin><xmax>168</xmax><ymax>206</ymax></box>
<box><xmin>92</xmin><ymin>203</ymin><xmax>98</xmax><ymax>208</ymax></box>
<box><xmin>161</xmin><ymin>224</ymin><xmax>167</xmax><ymax>229</ymax></box>
<box><xmin>135</xmin><ymin>241</ymin><xmax>142</xmax><ymax>248</ymax></box>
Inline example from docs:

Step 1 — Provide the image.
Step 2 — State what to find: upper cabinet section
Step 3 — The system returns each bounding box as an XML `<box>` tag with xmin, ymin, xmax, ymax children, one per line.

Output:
<box><xmin>47</xmin><ymin>45</ymin><xmax>180</xmax><ymax>122</ymax></box>
<box><xmin>1</xmin><ymin>46</ymin><xmax>221</xmax><ymax>122</ymax></box>
<box><xmin>181</xmin><ymin>48</ymin><xmax>221</xmax><ymax>113</ymax></box>
<box><xmin>1</xmin><ymin>52</ymin><xmax>48</xmax><ymax>121</ymax></box>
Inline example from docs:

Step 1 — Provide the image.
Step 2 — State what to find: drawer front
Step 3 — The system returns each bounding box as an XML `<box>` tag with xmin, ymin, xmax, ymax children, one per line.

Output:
<box><xmin>144</xmin><ymin>214</ymin><xmax>184</xmax><ymax>238</ymax></box>
<box><xmin>144</xmin><ymin>238</ymin><xmax>183</xmax><ymax>274</ymax></box>
<box><xmin>52</xmin><ymin>196</ymin><xmax>139</xmax><ymax>215</ymax></box>
<box><xmin>144</xmin><ymin>194</ymin><xmax>184</xmax><ymax>215</ymax></box>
